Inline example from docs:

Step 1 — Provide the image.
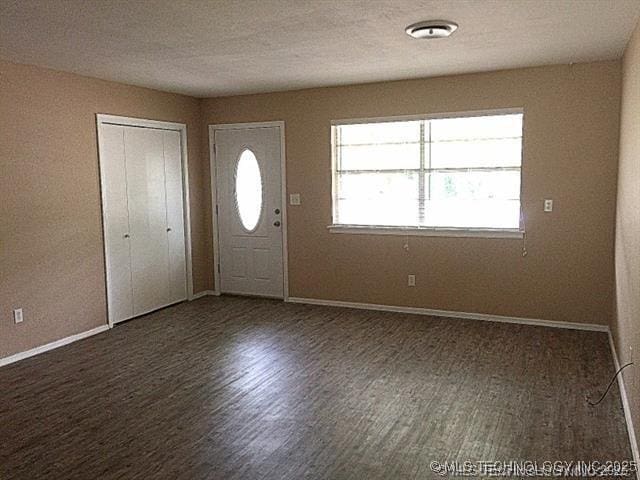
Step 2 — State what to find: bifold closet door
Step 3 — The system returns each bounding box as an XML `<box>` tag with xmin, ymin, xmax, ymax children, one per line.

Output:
<box><xmin>124</xmin><ymin>127</ymin><xmax>173</xmax><ymax>316</ymax></box>
<box><xmin>162</xmin><ymin>130</ymin><xmax>188</xmax><ymax>304</ymax></box>
<box><xmin>100</xmin><ymin>122</ymin><xmax>188</xmax><ymax>324</ymax></box>
<box><xmin>100</xmin><ymin>124</ymin><xmax>134</xmax><ymax>322</ymax></box>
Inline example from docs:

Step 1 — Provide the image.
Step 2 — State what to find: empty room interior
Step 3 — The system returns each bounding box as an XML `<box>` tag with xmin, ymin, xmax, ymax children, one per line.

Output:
<box><xmin>2</xmin><ymin>0</ymin><xmax>640</xmax><ymax>478</ymax></box>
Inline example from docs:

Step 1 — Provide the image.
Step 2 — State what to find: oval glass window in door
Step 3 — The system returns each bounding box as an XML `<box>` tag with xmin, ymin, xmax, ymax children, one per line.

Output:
<box><xmin>235</xmin><ymin>149</ymin><xmax>263</xmax><ymax>231</ymax></box>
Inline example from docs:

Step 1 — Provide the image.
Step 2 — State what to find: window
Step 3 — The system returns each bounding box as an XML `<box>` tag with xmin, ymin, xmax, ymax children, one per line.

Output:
<box><xmin>235</xmin><ymin>149</ymin><xmax>263</xmax><ymax>231</ymax></box>
<box><xmin>331</xmin><ymin>111</ymin><xmax>524</xmax><ymax>234</ymax></box>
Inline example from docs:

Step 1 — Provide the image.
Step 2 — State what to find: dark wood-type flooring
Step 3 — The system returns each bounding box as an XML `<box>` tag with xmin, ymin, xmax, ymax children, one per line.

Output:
<box><xmin>0</xmin><ymin>296</ymin><xmax>632</xmax><ymax>479</ymax></box>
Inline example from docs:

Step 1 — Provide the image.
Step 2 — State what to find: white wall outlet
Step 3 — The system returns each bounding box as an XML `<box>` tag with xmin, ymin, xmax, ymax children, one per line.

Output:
<box><xmin>408</xmin><ymin>274</ymin><xmax>416</xmax><ymax>287</ymax></box>
<box><xmin>13</xmin><ymin>308</ymin><xmax>23</xmax><ymax>324</ymax></box>
<box><xmin>543</xmin><ymin>199</ymin><xmax>553</xmax><ymax>212</ymax></box>
<box><xmin>289</xmin><ymin>193</ymin><xmax>301</xmax><ymax>206</ymax></box>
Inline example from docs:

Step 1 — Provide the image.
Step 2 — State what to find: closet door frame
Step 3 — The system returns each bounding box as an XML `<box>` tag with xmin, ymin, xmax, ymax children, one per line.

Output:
<box><xmin>96</xmin><ymin>114</ymin><xmax>194</xmax><ymax>328</ymax></box>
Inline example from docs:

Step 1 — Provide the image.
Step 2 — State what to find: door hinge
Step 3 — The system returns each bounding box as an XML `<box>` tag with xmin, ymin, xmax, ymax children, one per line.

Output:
<box><xmin>213</xmin><ymin>143</ymin><xmax>217</xmax><ymax>155</ymax></box>
<box><xmin>217</xmin><ymin>263</ymin><xmax>221</xmax><ymax>273</ymax></box>
<box><xmin>215</xmin><ymin>204</ymin><xmax>219</xmax><ymax>215</ymax></box>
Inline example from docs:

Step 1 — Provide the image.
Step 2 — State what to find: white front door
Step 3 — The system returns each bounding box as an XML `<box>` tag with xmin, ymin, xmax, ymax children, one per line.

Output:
<box><xmin>214</xmin><ymin>126</ymin><xmax>284</xmax><ymax>298</ymax></box>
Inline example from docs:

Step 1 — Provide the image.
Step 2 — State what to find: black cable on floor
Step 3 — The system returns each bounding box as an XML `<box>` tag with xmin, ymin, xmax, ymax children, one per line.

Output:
<box><xmin>587</xmin><ymin>362</ymin><xmax>634</xmax><ymax>406</ymax></box>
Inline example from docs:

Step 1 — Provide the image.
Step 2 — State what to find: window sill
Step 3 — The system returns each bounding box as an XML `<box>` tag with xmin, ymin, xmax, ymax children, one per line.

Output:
<box><xmin>327</xmin><ymin>225</ymin><xmax>524</xmax><ymax>239</ymax></box>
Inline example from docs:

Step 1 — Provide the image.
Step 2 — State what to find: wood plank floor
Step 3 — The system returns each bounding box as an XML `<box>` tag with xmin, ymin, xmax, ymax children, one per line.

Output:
<box><xmin>0</xmin><ymin>296</ymin><xmax>632</xmax><ymax>479</ymax></box>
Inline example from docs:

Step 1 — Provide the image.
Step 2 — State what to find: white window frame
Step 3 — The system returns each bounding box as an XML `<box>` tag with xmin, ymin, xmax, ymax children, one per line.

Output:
<box><xmin>329</xmin><ymin>108</ymin><xmax>525</xmax><ymax>239</ymax></box>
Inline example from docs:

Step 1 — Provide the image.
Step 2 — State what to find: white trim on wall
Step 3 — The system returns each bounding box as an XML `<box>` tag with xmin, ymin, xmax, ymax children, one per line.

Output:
<box><xmin>286</xmin><ymin>297</ymin><xmax>609</xmax><ymax>332</ymax></box>
<box><xmin>328</xmin><ymin>225</ymin><xmax>525</xmax><ymax>239</ymax></box>
<box><xmin>0</xmin><ymin>291</ymin><xmax>220</xmax><ymax>368</ymax></box>
<box><xmin>0</xmin><ymin>325</ymin><xmax>110</xmax><ymax>368</ymax></box>
<box><xmin>208</xmin><ymin>121</ymin><xmax>289</xmax><ymax>300</ymax></box>
<box><xmin>609</xmin><ymin>333</ymin><xmax>640</xmax><ymax>475</ymax></box>
<box><xmin>208</xmin><ymin>129</ymin><xmax>222</xmax><ymax>296</ymax></box>
<box><xmin>330</xmin><ymin>107</ymin><xmax>524</xmax><ymax>126</ymax></box>
<box><xmin>96</xmin><ymin>114</ymin><xmax>195</xmax><ymax>328</ymax></box>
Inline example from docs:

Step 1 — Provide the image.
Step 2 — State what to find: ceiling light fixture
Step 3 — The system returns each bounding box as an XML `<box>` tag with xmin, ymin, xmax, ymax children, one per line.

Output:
<box><xmin>405</xmin><ymin>20</ymin><xmax>458</xmax><ymax>39</ymax></box>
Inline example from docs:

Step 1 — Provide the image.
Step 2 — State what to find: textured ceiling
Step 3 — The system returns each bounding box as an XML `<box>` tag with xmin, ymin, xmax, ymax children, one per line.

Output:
<box><xmin>1</xmin><ymin>0</ymin><xmax>639</xmax><ymax>97</ymax></box>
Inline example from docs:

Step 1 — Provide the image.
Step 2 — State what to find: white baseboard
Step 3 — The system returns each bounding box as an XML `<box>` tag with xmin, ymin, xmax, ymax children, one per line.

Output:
<box><xmin>286</xmin><ymin>297</ymin><xmax>609</xmax><ymax>332</ymax></box>
<box><xmin>288</xmin><ymin>296</ymin><xmax>638</xmax><ymax>466</ymax></box>
<box><xmin>191</xmin><ymin>289</ymin><xmax>220</xmax><ymax>299</ymax></box>
<box><xmin>0</xmin><ymin>324</ymin><xmax>110</xmax><ymax>368</ymax></box>
<box><xmin>2</xmin><ymin>291</ymin><xmax>220</xmax><ymax>367</ymax></box>
<box><xmin>609</xmin><ymin>332</ymin><xmax>640</xmax><ymax>471</ymax></box>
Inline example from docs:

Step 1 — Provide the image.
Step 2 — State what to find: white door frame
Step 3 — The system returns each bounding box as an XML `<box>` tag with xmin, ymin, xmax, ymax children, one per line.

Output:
<box><xmin>96</xmin><ymin>114</ymin><xmax>194</xmax><ymax>328</ymax></box>
<box><xmin>208</xmin><ymin>121</ymin><xmax>289</xmax><ymax>300</ymax></box>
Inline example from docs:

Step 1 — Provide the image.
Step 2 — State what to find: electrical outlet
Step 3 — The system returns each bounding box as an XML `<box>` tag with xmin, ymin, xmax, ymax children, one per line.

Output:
<box><xmin>289</xmin><ymin>193</ymin><xmax>301</xmax><ymax>206</ymax></box>
<box><xmin>13</xmin><ymin>308</ymin><xmax>23</xmax><ymax>324</ymax></box>
<box><xmin>408</xmin><ymin>274</ymin><xmax>416</xmax><ymax>287</ymax></box>
<box><xmin>543</xmin><ymin>199</ymin><xmax>553</xmax><ymax>212</ymax></box>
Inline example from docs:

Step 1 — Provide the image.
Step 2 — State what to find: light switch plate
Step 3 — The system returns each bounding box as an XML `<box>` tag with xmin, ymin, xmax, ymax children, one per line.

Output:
<box><xmin>543</xmin><ymin>199</ymin><xmax>553</xmax><ymax>212</ymax></box>
<box><xmin>289</xmin><ymin>193</ymin><xmax>301</xmax><ymax>206</ymax></box>
<box><xmin>13</xmin><ymin>308</ymin><xmax>23</xmax><ymax>324</ymax></box>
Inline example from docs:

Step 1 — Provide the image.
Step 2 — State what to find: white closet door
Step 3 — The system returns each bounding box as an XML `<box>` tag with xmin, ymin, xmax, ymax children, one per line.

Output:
<box><xmin>162</xmin><ymin>130</ymin><xmax>187</xmax><ymax>303</ymax></box>
<box><xmin>99</xmin><ymin>124</ymin><xmax>134</xmax><ymax>323</ymax></box>
<box><xmin>124</xmin><ymin>127</ymin><xmax>171</xmax><ymax>315</ymax></box>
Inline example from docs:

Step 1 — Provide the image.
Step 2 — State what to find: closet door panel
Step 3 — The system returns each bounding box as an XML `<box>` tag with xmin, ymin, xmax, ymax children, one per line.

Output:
<box><xmin>163</xmin><ymin>130</ymin><xmax>188</xmax><ymax>302</ymax></box>
<box><xmin>124</xmin><ymin>127</ymin><xmax>170</xmax><ymax>315</ymax></box>
<box><xmin>100</xmin><ymin>124</ymin><xmax>134</xmax><ymax>323</ymax></box>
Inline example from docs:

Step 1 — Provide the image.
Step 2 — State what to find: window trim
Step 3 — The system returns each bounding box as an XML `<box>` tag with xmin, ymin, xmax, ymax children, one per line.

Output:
<box><xmin>330</xmin><ymin>108</ymin><xmax>525</xmax><ymax>238</ymax></box>
<box><xmin>327</xmin><ymin>224</ymin><xmax>524</xmax><ymax>239</ymax></box>
<box><xmin>330</xmin><ymin>107</ymin><xmax>524</xmax><ymax>126</ymax></box>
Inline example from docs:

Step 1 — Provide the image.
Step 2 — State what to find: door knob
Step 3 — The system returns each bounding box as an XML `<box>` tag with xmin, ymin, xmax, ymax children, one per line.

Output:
<box><xmin>274</xmin><ymin>208</ymin><xmax>280</xmax><ymax>214</ymax></box>
<box><xmin>124</xmin><ymin>234</ymin><xmax>130</xmax><ymax>238</ymax></box>
<box><xmin>167</xmin><ymin>227</ymin><xmax>172</xmax><ymax>232</ymax></box>
<box><xmin>273</xmin><ymin>221</ymin><xmax>281</xmax><ymax>227</ymax></box>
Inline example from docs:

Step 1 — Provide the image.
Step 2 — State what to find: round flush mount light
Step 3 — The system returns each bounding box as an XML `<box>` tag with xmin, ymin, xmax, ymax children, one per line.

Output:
<box><xmin>405</xmin><ymin>20</ymin><xmax>458</xmax><ymax>39</ymax></box>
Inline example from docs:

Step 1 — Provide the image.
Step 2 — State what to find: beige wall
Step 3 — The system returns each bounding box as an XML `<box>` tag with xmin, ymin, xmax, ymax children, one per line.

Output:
<box><xmin>203</xmin><ymin>61</ymin><xmax>622</xmax><ymax>325</ymax></box>
<box><xmin>613</xmin><ymin>20</ymin><xmax>640</xmax><ymax>457</ymax></box>
<box><xmin>0</xmin><ymin>60</ymin><xmax>212</xmax><ymax>358</ymax></box>
<box><xmin>0</xmin><ymin>58</ymin><xmax>625</xmax><ymax>361</ymax></box>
